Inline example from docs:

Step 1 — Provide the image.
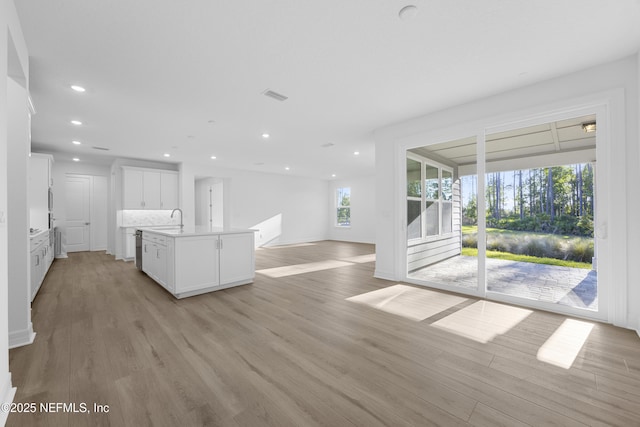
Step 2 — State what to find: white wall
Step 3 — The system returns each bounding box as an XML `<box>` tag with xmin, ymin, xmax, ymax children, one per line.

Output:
<box><xmin>374</xmin><ymin>55</ymin><xmax>640</xmax><ymax>331</ymax></box>
<box><xmin>183</xmin><ymin>163</ymin><xmax>329</xmax><ymax>247</ymax></box>
<box><xmin>1</xmin><ymin>0</ymin><xmax>28</xmax><ymax>419</ymax></box>
<box><xmin>7</xmin><ymin>77</ymin><xmax>33</xmax><ymax>350</ymax></box>
<box><xmin>636</xmin><ymin>52</ymin><xmax>640</xmax><ymax>335</ymax></box>
<box><xmin>328</xmin><ymin>176</ymin><xmax>376</xmax><ymax>244</ymax></box>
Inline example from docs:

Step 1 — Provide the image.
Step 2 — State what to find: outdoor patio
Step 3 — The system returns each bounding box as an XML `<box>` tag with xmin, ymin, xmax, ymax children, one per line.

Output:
<box><xmin>408</xmin><ymin>255</ymin><xmax>598</xmax><ymax>310</ymax></box>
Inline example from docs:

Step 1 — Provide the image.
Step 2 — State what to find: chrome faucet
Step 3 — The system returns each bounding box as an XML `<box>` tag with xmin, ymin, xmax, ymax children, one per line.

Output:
<box><xmin>171</xmin><ymin>208</ymin><xmax>184</xmax><ymax>229</ymax></box>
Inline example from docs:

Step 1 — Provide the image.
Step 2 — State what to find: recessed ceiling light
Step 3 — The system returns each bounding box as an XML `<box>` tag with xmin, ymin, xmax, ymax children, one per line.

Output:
<box><xmin>210</xmin><ymin>156</ymin><xmax>217</xmax><ymax>160</ymax></box>
<box><xmin>354</xmin><ymin>151</ymin><xmax>360</xmax><ymax>155</ymax></box>
<box><xmin>70</xmin><ymin>85</ymin><xmax>86</xmax><ymax>92</ymax></box>
<box><xmin>331</xmin><ymin>174</ymin><xmax>336</xmax><ymax>178</ymax></box>
<box><xmin>70</xmin><ymin>120</ymin><xmax>82</xmax><ymax>125</ymax></box>
<box><xmin>72</xmin><ymin>140</ymin><xmax>82</xmax><ymax>145</ymax></box>
<box><xmin>72</xmin><ymin>158</ymin><xmax>80</xmax><ymax>162</ymax></box>
<box><xmin>399</xmin><ymin>5</ymin><xmax>418</xmax><ymax>20</ymax></box>
<box><xmin>163</xmin><ymin>153</ymin><xmax>170</xmax><ymax>157</ymax></box>
<box><xmin>262</xmin><ymin>133</ymin><xmax>270</xmax><ymax>139</ymax></box>
<box><xmin>285</xmin><ymin>167</ymin><xmax>290</xmax><ymax>171</ymax></box>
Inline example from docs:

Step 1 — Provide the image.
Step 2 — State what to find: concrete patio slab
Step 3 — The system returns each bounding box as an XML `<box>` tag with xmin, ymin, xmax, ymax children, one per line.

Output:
<box><xmin>408</xmin><ymin>255</ymin><xmax>597</xmax><ymax>310</ymax></box>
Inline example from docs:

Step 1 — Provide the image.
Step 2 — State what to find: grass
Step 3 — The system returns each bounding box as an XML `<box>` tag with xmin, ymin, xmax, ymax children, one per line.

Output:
<box><xmin>461</xmin><ymin>247</ymin><xmax>592</xmax><ymax>270</ymax></box>
<box><xmin>461</xmin><ymin>225</ymin><xmax>594</xmax><ymax>267</ymax></box>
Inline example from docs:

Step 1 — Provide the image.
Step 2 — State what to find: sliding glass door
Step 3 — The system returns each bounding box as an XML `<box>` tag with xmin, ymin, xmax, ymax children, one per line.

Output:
<box><xmin>405</xmin><ymin>112</ymin><xmax>605</xmax><ymax>319</ymax></box>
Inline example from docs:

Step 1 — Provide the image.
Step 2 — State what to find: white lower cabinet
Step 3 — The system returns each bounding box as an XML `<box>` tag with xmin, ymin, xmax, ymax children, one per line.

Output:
<box><xmin>121</xmin><ymin>227</ymin><xmax>137</xmax><ymax>260</ymax></box>
<box><xmin>30</xmin><ymin>229</ymin><xmax>54</xmax><ymax>301</ymax></box>
<box><xmin>142</xmin><ymin>234</ymin><xmax>170</xmax><ymax>291</ymax></box>
<box><xmin>141</xmin><ymin>230</ymin><xmax>254</xmax><ymax>298</ymax></box>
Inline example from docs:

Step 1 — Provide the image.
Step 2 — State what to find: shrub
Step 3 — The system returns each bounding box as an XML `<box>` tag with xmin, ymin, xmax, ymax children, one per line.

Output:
<box><xmin>462</xmin><ymin>234</ymin><xmax>478</xmax><ymax>248</ymax></box>
<box><xmin>566</xmin><ymin>240</ymin><xmax>594</xmax><ymax>262</ymax></box>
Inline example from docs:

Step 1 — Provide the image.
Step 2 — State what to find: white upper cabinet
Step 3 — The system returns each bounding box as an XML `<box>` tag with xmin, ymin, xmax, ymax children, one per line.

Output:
<box><xmin>142</xmin><ymin>171</ymin><xmax>161</xmax><ymax>209</ymax></box>
<box><xmin>122</xmin><ymin>168</ymin><xmax>144</xmax><ymax>209</ymax></box>
<box><xmin>122</xmin><ymin>167</ymin><xmax>178</xmax><ymax>210</ymax></box>
<box><xmin>160</xmin><ymin>172</ymin><xmax>179</xmax><ymax>209</ymax></box>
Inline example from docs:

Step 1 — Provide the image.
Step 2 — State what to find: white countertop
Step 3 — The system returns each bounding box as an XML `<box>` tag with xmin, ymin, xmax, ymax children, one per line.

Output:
<box><xmin>138</xmin><ymin>225</ymin><xmax>257</xmax><ymax>237</ymax></box>
<box><xmin>29</xmin><ymin>229</ymin><xmax>49</xmax><ymax>239</ymax></box>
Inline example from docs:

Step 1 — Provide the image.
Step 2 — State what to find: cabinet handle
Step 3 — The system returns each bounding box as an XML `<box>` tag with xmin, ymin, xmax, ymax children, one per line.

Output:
<box><xmin>36</xmin><ymin>255</ymin><xmax>40</xmax><ymax>266</ymax></box>
<box><xmin>156</xmin><ymin>249</ymin><xmax>160</xmax><ymax>259</ymax></box>
<box><xmin>144</xmin><ymin>244</ymin><xmax>147</xmax><ymax>253</ymax></box>
<box><xmin>220</xmin><ymin>239</ymin><xmax>223</xmax><ymax>250</ymax></box>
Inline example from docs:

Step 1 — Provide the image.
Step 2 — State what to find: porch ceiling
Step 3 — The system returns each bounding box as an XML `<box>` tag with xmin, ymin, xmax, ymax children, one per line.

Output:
<box><xmin>409</xmin><ymin>114</ymin><xmax>596</xmax><ymax>168</ymax></box>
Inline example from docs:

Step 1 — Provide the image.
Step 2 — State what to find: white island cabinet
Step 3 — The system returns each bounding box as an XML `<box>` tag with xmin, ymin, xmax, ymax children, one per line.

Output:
<box><xmin>140</xmin><ymin>227</ymin><xmax>255</xmax><ymax>298</ymax></box>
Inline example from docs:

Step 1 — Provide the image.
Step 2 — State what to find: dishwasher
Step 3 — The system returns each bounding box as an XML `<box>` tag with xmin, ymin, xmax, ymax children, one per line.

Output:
<box><xmin>135</xmin><ymin>229</ymin><xmax>143</xmax><ymax>271</ymax></box>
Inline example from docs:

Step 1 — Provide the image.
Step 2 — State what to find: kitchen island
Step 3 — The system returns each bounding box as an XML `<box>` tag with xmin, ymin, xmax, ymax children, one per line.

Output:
<box><xmin>137</xmin><ymin>226</ymin><xmax>256</xmax><ymax>299</ymax></box>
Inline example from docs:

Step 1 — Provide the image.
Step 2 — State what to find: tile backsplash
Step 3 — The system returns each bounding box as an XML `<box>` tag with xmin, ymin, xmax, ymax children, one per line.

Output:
<box><xmin>121</xmin><ymin>210</ymin><xmax>181</xmax><ymax>227</ymax></box>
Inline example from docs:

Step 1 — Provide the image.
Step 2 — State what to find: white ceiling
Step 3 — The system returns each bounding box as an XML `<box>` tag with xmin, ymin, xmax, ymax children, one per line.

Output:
<box><xmin>15</xmin><ymin>1</ymin><xmax>640</xmax><ymax>179</ymax></box>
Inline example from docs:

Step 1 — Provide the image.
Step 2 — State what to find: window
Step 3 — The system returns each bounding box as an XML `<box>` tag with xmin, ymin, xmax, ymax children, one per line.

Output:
<box><xmin>407</xmin><ymin>158</ymin><xmax>421</xmax><ymax>239</ymax></box>
<box><xmin>336</xmin><ymin>187</ymin><xmax>351</xmax><ymax>227</ymax></box>
<box><xmin>406</xmin><ymin>154</ymin><xmax>454</xmax><ymax>240</ymax></box>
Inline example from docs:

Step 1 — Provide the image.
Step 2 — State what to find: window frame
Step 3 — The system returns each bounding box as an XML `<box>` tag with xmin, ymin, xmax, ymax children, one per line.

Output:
<box><xmin>335</xmin><ymin>186</ymin><xmax>351</xmax><ymax>228</ymax></box>
<box><xmin>406</xmin><ymin>153</ymin><xmax>455</xmax><ymax>244</ymax></box>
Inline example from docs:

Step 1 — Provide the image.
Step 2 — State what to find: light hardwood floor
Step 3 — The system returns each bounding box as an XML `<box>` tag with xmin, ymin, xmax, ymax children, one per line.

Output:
<box><xmin>7</xmin><ymin>241</ymin><xmax>640</xmax><ymax>426</ymax></box>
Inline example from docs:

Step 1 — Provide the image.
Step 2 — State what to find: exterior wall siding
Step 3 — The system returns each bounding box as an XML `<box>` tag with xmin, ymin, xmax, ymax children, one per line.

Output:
<box><xmin>407</xmin><ymin>179</ymin><xmax>461</xmax><ymax>272</ymax></box>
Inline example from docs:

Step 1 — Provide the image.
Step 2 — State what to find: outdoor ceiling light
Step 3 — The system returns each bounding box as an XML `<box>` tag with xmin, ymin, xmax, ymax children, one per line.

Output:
<box><xmin>582</xmin><ymin>122</ymin><xmax>596</xmax><ymax>133</ymax></box>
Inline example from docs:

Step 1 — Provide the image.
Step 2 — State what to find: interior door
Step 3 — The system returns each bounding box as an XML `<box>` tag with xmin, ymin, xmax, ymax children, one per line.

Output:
<box><xmin>65</xmin><ymin>175</ymin><xmax>91</xmax><ymax>252</ymax></box>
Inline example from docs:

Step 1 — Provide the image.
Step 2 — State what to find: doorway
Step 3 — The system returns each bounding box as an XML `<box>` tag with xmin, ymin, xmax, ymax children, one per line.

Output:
<box><xmin>64</xmin><ymin>174</ymin><xmax>108</xmax><ymax>253</ymax></box>
<box><xmin>194</xmin><ymin>177</ymin><xmax>225</xmax><ymax>228</ymax></box>
<box><xmin>404</xmin><ymin>112</ymin><xmax>606</xmax><ymax>320</ymax></box>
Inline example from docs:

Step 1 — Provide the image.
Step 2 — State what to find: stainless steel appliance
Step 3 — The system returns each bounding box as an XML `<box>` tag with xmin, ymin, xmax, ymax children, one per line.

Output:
<box><xmin>135</xmin><ymin>230</ymin><xmax>143</xmax><ymax>271</ymax></box>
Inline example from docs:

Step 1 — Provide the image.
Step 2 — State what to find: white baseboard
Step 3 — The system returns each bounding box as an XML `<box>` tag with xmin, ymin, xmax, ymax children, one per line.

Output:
<box><xmin>0</xmin><ymin>372</ymin><xmax>16</xmax><ymax>427</ymax></box>
<box><xmin>328</xmin><ymin>237</ymin><xmax>376</xmax><ymax>245</ymax></box>
<box><xmin>260</xmin><ymin>236</ymin><xmax>328</xmax><ymax>248</ymax></box>
<box><xmin>8</xmin><ymin>324</ymin><xmax>35</xmax><ymax>349</ymax></box>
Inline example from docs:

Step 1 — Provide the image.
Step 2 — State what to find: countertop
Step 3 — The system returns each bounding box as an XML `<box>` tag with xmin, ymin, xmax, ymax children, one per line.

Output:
<box><xmin>137</xmin><ymin>225</ymin><xmax>257</xmax><ymax>237</ymax></box>
<box><xmin>29</xmin><ymin>229</ymin><xmax>49</xmax><ymax>239</ymax></box>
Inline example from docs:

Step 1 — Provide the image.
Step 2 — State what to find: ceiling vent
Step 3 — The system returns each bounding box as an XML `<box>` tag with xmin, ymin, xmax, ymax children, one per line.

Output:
<box><xmin>92</xmin><ymin>146</ymin><xmax>110</xmax><ymax>151</ymax></box>
<box><xmin>263</xmin><ymin>89</ymin><xmax>288</xmax><ymax>102</ymax></box>
<box><xmin>321</xmin><ymin>143</ymin><xmax>335</xmax><ymax>148</ymax></box>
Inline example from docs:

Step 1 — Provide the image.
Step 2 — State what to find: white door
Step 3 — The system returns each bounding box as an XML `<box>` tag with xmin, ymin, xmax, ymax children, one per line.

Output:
<box><xmin>65</xmin><ymin>175</ymin><xmax>91</xmax><ymax>252</ymax></box>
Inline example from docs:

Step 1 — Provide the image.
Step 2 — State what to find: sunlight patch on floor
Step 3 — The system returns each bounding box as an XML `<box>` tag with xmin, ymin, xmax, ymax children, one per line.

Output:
<box><xmin>256</xmin><ymin>260</ymin><xmax>354</xmax><ymax>278</ymax></box>
<box><xmin>340</xmin><ymin>254</ymin><xmax>376</xmax><ymax>264</ymax></box>
<box><xmin>431</xmin><ymin>300</ymin><xmax>532</xmax><ymax>343</ymax></box>
<box><xmin>257</xmin><ymin>242</ymin><xmax>318</xmax><ymax>251</ymax></box>
<box><xmin>537</xmin><ymin>319</ymin><xmax>594</xmax><ymax>369</ymax></box>
<box><xmin>346</xmin><ymin>284</ymin><xmax>468</xmax><ymax>321</ymax></box>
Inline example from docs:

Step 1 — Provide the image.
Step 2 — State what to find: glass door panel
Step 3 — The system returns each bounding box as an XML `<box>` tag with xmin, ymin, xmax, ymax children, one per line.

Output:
<box><xmin>406</xmin><ymin>137</ymin><xmax>478</xmax><ymax>293</ymax></box>
<box><xmin>484</xmin><ymin>115</ymin><xmax>598</xmax><ymax>312</ymax></box>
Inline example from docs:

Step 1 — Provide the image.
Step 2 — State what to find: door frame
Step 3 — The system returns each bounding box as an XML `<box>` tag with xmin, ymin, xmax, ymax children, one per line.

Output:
<box><xmin>64</xmin><ymin>173</ymin><xmax>109</xmax><ymax>253</ymax></box>
<box><xmin>394</xmin><ymin>89</ymin><xmax>625</xmax><ymax>325</ymax></box>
